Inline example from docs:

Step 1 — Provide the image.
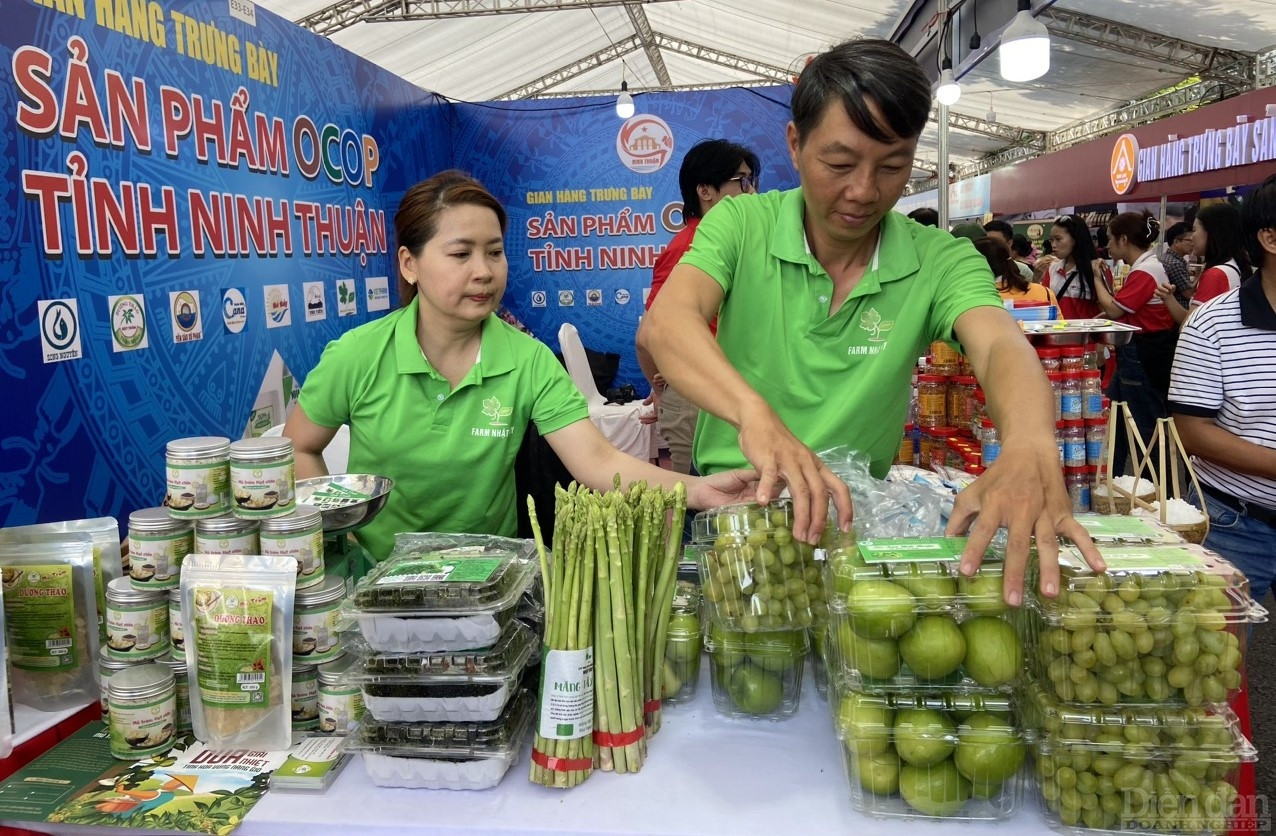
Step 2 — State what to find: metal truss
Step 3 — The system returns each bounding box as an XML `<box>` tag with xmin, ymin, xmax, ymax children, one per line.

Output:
<box><xmin>297</xmin><ymin>0</ymin><xmax>678</xmax><ymax>38</ymax></box>
<box><xmin>1042</xmin><ymin>9</ymin><xmax>1254</xmax><ymax>86</ymax></box>
<box><xmin>528</xmin><ymin>80</ymin><xmax>781</xmax><ymax>98</ymax></box>
<box><xmin>1047</xmin><ymin>78</ymin><xmax>1233</xmax><ymax>152</ymax></box>
<box><xmin>625</xmin><ymin>3</ymin><xmax>671</xmax><ymax>87</ymax></box>
<box><xmin>652</xmin><ymin>34</ymin><xmax>792</xmax><ymax>83</ymax></box>
<box><xmin>1259</xmin><ymin>44</ymin><xmax>1276</xmax><ymax>89</ymax></box>
<box><xmin>942</xmin><ymin>107</ymin><xmax>1045</xmax><ymax>147</ymax></box>
<box><xmin>497</xmin><ymin>35</ymin><xmax>642</xmax><ymax>99</ymax></box>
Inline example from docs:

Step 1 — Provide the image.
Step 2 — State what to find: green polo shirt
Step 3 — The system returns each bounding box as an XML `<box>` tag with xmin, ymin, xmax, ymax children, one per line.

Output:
<box><xmin>298</xmin><ymin>297</ymin><xmax>589</xmax><ymax>560</ymax></box>
<box><xmin>680</xmin><ymin>189</ymin><xmax>1002</xmax><ymax>478</ymax></box>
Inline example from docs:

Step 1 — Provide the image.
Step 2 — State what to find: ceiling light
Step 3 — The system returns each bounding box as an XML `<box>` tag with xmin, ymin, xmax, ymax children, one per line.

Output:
<box><xmin>936</xmin><ymin>60</ymin><xmax>961</xmax><ymax>106</ymax></box>
<box><xmin>999</xmin><ymin>0</ymin><xmax>1050</xmax><ymax>82</ymax></box>
<box><xmin>615</xmin><ymin>80</ymin><xmax>634</xmax><ymax>119</ymax></box>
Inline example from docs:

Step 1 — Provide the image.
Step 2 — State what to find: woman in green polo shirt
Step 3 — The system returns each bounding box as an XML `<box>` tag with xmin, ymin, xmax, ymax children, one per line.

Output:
<box><xmin>283</xmin><ymin>170</ymin><xmax>764</xmax><ymax>561</ymax></box>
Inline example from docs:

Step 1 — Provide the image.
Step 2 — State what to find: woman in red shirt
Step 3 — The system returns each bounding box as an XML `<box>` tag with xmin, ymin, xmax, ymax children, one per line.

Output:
<box><xmin>1092</xmin><ymin>212</ymin><xmax>1178</xmax><ymax>475</ymax></box>
<box><xmin>1159</xmin><ymin>203</ymin><xmax>1253</xmax><ymax>323</ymax></box>
<box><xmin>1044</xmin><ymin>214</ymin><xmax>1113</xmax><ymax>320</ymax></box>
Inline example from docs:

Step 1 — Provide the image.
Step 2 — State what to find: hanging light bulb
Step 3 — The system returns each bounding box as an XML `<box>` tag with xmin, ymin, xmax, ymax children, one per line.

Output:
<box><xmin>1000</xmin><ymin>0</ymin><xmax>1050</xmax><ymax>82</ymax></box>
<box><xmin>935</xmin><ymin>59</ymin><xmax>961</xmax><ymax>106</ymax></box>
<box><xmin>985</xmin><ymin>93</ymin><xmax>998</xmax><ymax>124</ymax></box>
<box><xmin>615</xmin><ymin>80</ymin><xmax>635</xmax><ymax>119</ymax></box>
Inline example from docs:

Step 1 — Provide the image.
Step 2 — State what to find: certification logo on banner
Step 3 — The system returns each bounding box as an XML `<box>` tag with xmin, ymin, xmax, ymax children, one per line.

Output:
<box><xmin>616</xmin><ymin>115</ymin><xmax>674</xmax><ymax>174</ymax></box>
<box><xmin>38</xmin><ymin>299</ymin><xmax>82</xmax><ymax>363</ymax></box>
<box><xmin>222</xmin><ymin>288</ymin><xmax>247</xmax><ymax>334</ymax></box>
<box><xmin>586</xmin><ymin>289</ymin><xmax>603</xmax><ymax>307</ymax></box>
<box><xmin>303</xmin><ymin>281</ymin><xmax>326</xmax><ymax>322</ymax></box>
<box><xmin>366</xmin><ymin>277</ymin><xmax>390</xmax><ymax>312</ymax></box>
<box><xmin>170</xmin><ymin>290</ymin><xmax>203</xmax><ymax>343</ymax></box>
<box><xmin>531</xmin><ymin>290</ymin><xmax>547</xmax><ymax>308</ymax></box>
<box><xmin>336</xmin><ymin>279</ymin><xmax>358</xmax><ymax>317</ymax></box>
<box><xmin>264</xmin><ymin>284</ymin><xmax>292</xmax><ymax>329</ymax></box>
<box><xmin>614</xmin><ymin>289</ymin><xmax>631</xmax><ymax>305</ymax></box>
<box><xmin>108</xmin><ymin>294</ymin><xmax>149</xmax><ymax>352</ymax></box>
<box><xmin>558</xmin><ymin>290</ymin><xmax>574</xmax><ymax>308</ymax></box>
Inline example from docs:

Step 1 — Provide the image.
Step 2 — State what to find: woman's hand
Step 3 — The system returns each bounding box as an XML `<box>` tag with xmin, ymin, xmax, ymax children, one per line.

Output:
<box><xmin>686</xmin><ymin>469</ymin><xmax>774</xmax><ymax>511</ymax></box>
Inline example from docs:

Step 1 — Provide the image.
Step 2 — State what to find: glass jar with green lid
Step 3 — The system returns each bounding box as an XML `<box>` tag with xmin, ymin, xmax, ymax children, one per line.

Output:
<box><xmin>262</xmin><ymin>506</ymin><xmax>325</xmax><ymax>592</ymax></box>
<box><xmin>229</xmin><ymin>438</ymin><xmax>295</xmax><ymax>519</ymax></box>
<box><xmin>127</xmin><ymin>508</ymin><xmax>193</xmax><ymax>590</ymax></box>
<box><xmin>108</xmin><ymin>663</ymin><xmax>176</xmax><ymax>760</ymax></box>
<box><xmin>165</xmin><ymin>437</ymin><xmax>230</xmax><ymax>518</ymax></box>
<box><xmin>194</xmin><ymin>514</ymin><xmax>259</xmax><ymax>555</ymax></box>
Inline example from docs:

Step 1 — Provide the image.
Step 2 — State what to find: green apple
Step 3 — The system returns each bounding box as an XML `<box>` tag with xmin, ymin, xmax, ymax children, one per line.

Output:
<box><xmin>899</xmin><ymin>761</ymin><xmax>972</xmax><ymax>816</ymax></box>
<box><xmin>958</xmin><ymin>573</ymin><xmax>1011</xmax><ymax>614</ymax></box>
<box><xmin>969</xmin><ymin>777</ymin><xmax>1004</xmax><ymax>800</ymax></box>
<box><xmin>895</xmin><ymin>566</ymin><xmax>956</xmax><ymax>610</ymax></box>
<box><xmin>892</xmin><ymin>708</ymin><xmax>956</xmax><ymax>767</ymax></box>
<box><xmin>899</xmin><ymin>615</ymin><xmax>966</xmax><ymax>680</ymax></box>
<box><xmin>955</xmin><ymin>712</ymin><xmax>1025</xmax><ymax>784</ymax></box>
<box><xmin>745</xmin><ymin>629</ymin><xmax>803</xmax><ymax>673</ymax></box>
<box><xmin>727</xmin><ymin>663</ymin><xmax>784</xmax><ymax>714</ymax></box>
<box><xmin>835</xmin><ymin>691</ymin><xmax>894</xmax><ymax>755</ymax></box>
<box><xmin>837</xmin><ymin>621</ymin><xmax>901</xmax><ymax>680</ymax></box>
<box><xmin>960</xmin><ymin>617</ymin><xmax>1022</xmax><ymax>688</ymax></box>
<box><xmin>662</xmin><ymin>659</ymin><xmax>683</xmax><ymax>698</ymax></box>
<box><xmin>846</xmin><ymin>580</ymin><xmax>917</xmax><ymax>639</ymax></box>
<box><xmin>709</xmin><ymin>623</ymin><xmax>746</xmax><ymax>669</ymax></box>
<box><xmin>856</xmin><ymin>748</ymin><xmax>901</xmax><ymax>795</ymax></box>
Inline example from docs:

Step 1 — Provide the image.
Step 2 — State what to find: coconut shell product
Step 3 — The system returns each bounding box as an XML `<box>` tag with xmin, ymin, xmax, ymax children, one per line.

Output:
<box><xmin>182</xmin><ymin>553</ymin><xmax>296</xmax><ymax>751</ymax></box>
<box><xmin>0</xmin><ymin>538</ymin><xmax>101</xmax><ymax>712</ymax></box>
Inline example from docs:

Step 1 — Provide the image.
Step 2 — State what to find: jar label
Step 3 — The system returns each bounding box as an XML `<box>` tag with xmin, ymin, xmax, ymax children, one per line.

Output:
<box><xmin>100</xmin><ymin>670</ymin><xmax>113</xmax><ymax>719</ymax></box>
<box><xmin>262</xmin><ymin>528</ymin><xmax>325</xmax><ymax>591</ymax></box>
<box><xmin>169</xmin><ymin>599</ymin><xmax>185</xmax><ymax>658</ymax></box>
<box><xmin>1060</xmin><ymin>393</ymin><xmax>1083</xmax><ymax>419</ymax></box>
<box><xmin>195</xmin><ymin>532</ymin><xmax>259</xmax><ymax>556</ymax></box>
<box><xmin>230</xmin><ymin>458</ymin><xmax>296</xmax><ymax>517</ymax></box>
<box><xmin>1086</xmin><ymin>439</ymin><xmax>1104</xmax><ymax>465</ymax></box>
<box><xmin>292</xmin><ymin>671</ymin><xmax>319</xmax><ymax>730</ymax></box>
<box><xmin>166</xmin><ymin>461</ymin><xmax>230</xmax><ymax>518</ymax></box>
<box><xmin>109</xmin><ymin>693</ymin><xmax>176</xmax><ymax>759</ymax></box>
<box><xmin>106</xmin><ymin>600</ymin><xmax>170</xmax><ymax>661</ymax></box>
<box><xmin>318</xmin><ymin>688</ymin><xmax>363</xmax><ymax>734</ymax></box>
<box><xmin>982</xmin><ymin>441</ymin><xmax>1002</xmax><ymax>466</ymax></box>
<box><xmin>293</xmin><ymin>600</ymin><xmax>342</xmax><ymax>664</ymax></box>
<box><xmin>1083</xmin><ymin>394</ymin><xmax>1104</xmax><ymax>418</ymax></box>
<box><xmin>128</xmin><ymin>531</ymin><xmax>192</xmax><ymax>590</ymax></box>
<box><xmin>192</xmin><ymin>585</ymin><xmax>273</xmax><ymax>709</ymax></box>
<box><xmin>1063</xmin><ymin>440</ymin><xmax>1086</xmax><ymax>467</ymax></box>
<box><xmin>2</xmin><ymin>563</ymin><xmax>78</xmax><ymax>670</ymax></box>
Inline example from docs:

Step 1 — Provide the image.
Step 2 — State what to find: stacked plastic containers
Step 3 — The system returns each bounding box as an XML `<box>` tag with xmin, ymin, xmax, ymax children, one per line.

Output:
<box><xmin>689</xmin><ymin>501</ymin><xmax>825</xmax><ymax>721</ymax></box>
<box><xmin>823</xmin><ymin>535</ymin><xmax>1028</xmax><ymax>822</ymax></box>
<box><xmin>1023</xmin><ymin>535</ymin><xmax>1266</xmax><ymax>835</ymax></box>
<box><xmin>344</xmin><ymin>534</ymin><xmax>537</xmax><ymax>789</ymax></box>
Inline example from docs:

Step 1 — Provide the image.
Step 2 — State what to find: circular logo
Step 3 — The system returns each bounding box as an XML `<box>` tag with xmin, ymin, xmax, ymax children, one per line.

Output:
<box><xmin>614</xmin><ymin>289</ymin><xmax>631</xmax><ymax>305</ymax></box>
<box><xmin>616</xmin><ymin>115</ymin><xmax>674</xmax><ymax>174</ymax></box>
<box><xmin>586</xmin><ymin>289</ymin><xmax>603</xmax><ymax>305</ymax></box>
<box><xmin>1110</xmin><ymin>133</ymin><xmax>1140</xmax><ymax>195</ymax></box>
<box><xmin>222</xmin><ymin>288</ymin><xmax>247</xmax><ymax>333</ymax></box>
<box><xmin>41</xmin><ymin>300</ymin><xmax>77</xmax><ymax>351</ymax></box>
<box><xmin>530</xmin><ymin>290</ymin><xmax>547</xmax><ymax>308</ymax></box>
<box><xmin>111</xmin><ymin>296</ymin><xmax>146</xmax><ymax>348</ymax></box>
<box><xmin>1027</xmin><ymin>223</ymin><xmax>1044</xmax><ymax>241</ymax></box>
<box><xmin>172</xmin><ymin>292</ymin><xmax>199</xmax><ymax>332</ymax></box>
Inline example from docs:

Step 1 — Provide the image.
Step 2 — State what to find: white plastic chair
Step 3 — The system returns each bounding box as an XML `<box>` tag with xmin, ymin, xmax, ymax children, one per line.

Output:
<box><xmin>557</xmin><ymin>323</ymin><xmax>656</xmax><ymax>461</ymax></box>
<box><xmin>264</xmin><ymin>423</ymin><xmax>350</xmax><ymax>474</ymax></box>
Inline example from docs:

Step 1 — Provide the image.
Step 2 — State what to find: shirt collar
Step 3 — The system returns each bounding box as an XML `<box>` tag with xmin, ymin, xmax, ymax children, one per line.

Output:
<box><xmin>770</xmin><ymin>188</ymin><xmax>914</xmax><ymax>284</ymax></box>
<box><xmin>1240</xmin><ymin>272</ymin><xmax>1276</xmax><ymax>331</ymax></box>
<box><xmin>394</xmin><ymin>296</ymin><xmax>517</xmax><ymax>380</ymax></box>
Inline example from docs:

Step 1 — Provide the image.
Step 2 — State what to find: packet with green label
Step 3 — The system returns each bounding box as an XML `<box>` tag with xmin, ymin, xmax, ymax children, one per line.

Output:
<box><xmin>0</xmin><ymin>538</ymin><xmax>101</xmax><ymax>712</ymax></box>
<box><xmin>182</xmin><ymin>553</ymin><xmax>297</xmax><ymax>751</ymax></box>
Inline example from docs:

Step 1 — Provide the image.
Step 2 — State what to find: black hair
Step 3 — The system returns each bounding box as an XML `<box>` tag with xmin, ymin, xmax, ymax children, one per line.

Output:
<box><xmin>907</xmin><ymin>207</ymin><xmax>939</xmax><ymax>227</ymax></box>
<box><xmin>678</xmin><ymin>139</ymin><xmax>761</xmax><ymax>220</ymax></box>
<box><xmin>791</xmin><ymin>39</ymin><xmax>931</xmax><ymax>145</ymax></box>
<box><xmin>1051</xmin><ymin>214</ymin><xmax>1101</xmax><ymax>300</ymax></box>
<box><xmin>1010</xmin><ymin>233</ymin><xmax>1033</xmax><ymax>259</ymax></box>
<box><xmin>1164</xmin><ymin>221</ymin><xmax>1190</xmax><ymax>245</ymax></box>
<box><xmin>983</xmin><ymin>219</ymin><xmax>1015</xmax><ymax>240</ymax></box>
<box><xmin>1242</xmin><ymin>173</ymin><xmax>1276</xmax><ymax>271</ymax></box>
<box><xmin>1109</xmin><ymin>211</ymin><xmax>1161</xmax><ymax>251</ymax></box>
<box><xmin>1195</xmin><ymin>202</ymin><xmax>1254</xmax><ymax>279</ymax></box>
<box><xmin>974</xmin><ymin>236</ymin><xmax>1029</xmax><ymax>294</ymax></box>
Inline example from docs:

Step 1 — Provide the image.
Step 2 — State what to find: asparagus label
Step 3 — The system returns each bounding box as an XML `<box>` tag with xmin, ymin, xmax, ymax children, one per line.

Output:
<box><xmin>373</xmin><ymin>558</ymin><xmax>503</xmax><ymax>585</ymax></box>
<box><xmin>537</xmin><ymin>647</ymin><xmax>595</xmax><ymax>739</ymax></box>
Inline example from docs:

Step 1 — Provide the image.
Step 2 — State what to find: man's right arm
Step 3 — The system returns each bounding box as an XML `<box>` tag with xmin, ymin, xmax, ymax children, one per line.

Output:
<box><xmin>1173</xmin><ymin>416</ymin><xmax>1276</xmax><ymax>480</ymax></box>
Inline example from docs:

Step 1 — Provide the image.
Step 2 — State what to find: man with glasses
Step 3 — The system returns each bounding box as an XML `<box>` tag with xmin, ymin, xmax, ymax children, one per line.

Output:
<box><xmin>637</xmin><ymin>139</ymin><xmax>760</xmax><ymax>475</ymax></box>
<box><xmin>1161</xmin><ymin>221</ymin><xmax>1194</xmax><ymax>308</ymax></box>
<box><xmin>639</xmin><ymin>39</ymin><xmax>1103</xmax><ymax>605</ymax></box>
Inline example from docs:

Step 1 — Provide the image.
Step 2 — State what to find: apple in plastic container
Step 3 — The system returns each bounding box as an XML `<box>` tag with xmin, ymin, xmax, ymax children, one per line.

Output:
<box><xmin>846</xmin><ymin>580</ymin><xmax>917</xmax><ymax>639</ymax></box>
<box><xmin>892</xmin><ymin>708</ymin><xmax>955</xmax><ymax>767</ymax></box>
<box><xmin>960</xmin><ymin>617</ymin><xmax>1022</xmax><ymax>688</ymax></box>
<box><xmin>727</xmin><ymin>663</ymin><xmax>783</xmax><ymax>714</ymax></box>
<box><xmin>900</xmin><ymin>761</ymin><xmax>972</xmax><ymax>816</ymax></box>
<box><xmin>899</xmin><ymin>615</ymin><xmax>966</xmax><ymax>680</ymax></box>
<box><xmin>835</xmin><ymin>691</ymin><xmax>894</xmax><ymax>756</ymax></box>
<box><xmin>856</xmin><ymin>748</ymin><xmax>901</xmax><ymax>795</ymax></box>
<box><xmin>954</xmin><ymin>711</ymin><xmax>1024</xmax><ymax>785</ymax></box>
<box><xmin>837</xmin><ymin>621</ymin><xmax>901</xmax><ymax>681</ymax></box>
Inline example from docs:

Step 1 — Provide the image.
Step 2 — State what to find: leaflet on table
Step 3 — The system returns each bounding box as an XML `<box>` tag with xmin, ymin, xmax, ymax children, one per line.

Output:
<box><xmin>271</xmin><ymin>734</ymin><xmax>351</xmax><ymax>792</ymax></box>
<box><xmin>0</xmin><ymin>722</ymin><xmax>287</xmax><ymax>834</ymax></box>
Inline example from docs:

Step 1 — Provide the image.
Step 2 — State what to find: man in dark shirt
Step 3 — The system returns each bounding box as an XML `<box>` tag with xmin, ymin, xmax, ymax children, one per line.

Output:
<box><xmin>1161</xmin><ymin>221</ymin><xmax>1193</xmax><ymax>308</ymax></box>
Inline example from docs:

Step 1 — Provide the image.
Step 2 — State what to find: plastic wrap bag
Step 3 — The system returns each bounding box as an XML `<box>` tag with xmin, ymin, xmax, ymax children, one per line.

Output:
<box><xmin>817</xmin><ymin>447</ymin><xmax>950</xmax><ymax>538</ymax></box>
<box><xmin>0</xmin><ymin>581</ymin><xmax>12</xmax><ymax>758</ymax></box>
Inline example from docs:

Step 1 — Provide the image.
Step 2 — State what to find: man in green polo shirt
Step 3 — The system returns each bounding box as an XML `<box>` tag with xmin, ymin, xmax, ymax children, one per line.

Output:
<box><xmin>638</xmin><ymin>39</ymin><xmax>1103</xmax><ymax>605</ymax></box>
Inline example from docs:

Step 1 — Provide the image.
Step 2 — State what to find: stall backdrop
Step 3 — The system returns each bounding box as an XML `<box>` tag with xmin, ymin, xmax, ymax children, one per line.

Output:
<box><xmin>4</xmin><ymin>0</ymin><xmax>449</xmax><ymax>527</ymax></box>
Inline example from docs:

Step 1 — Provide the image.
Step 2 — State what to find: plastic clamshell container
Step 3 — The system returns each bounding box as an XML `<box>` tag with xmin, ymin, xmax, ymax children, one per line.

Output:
<box><xmin>353</xmin><ymin>534</ymin><xmax>536</xmax><ymax>614</ymax></box>
<box><xmin>354</xmin><ymin>605</ymin><xmax>520</xmax><ymax>654</ymax></box>
<box><xmin>703</xmin><ymin>626</ymin><xmax>806</xmax><ymax>721</ymax></box>
<box><xmin>830</xmin><ymin>678</ymin><xmax>1025</xmax><ymax>821</ymax></box>
<box><xmin>810</xmin><ymin>626</ymin><xmax>829</xmax><ymax>702</ymax></box>
<box><xmin>691</xmin><ymin>500</ymin><xmax>827</xmax><ymax>633</ymax></box>
<box><xmin>1068</xmin><ymin>514</ymin><xmax>1186</xmax><ymax>545</ymax></box>
<box><xmin>823</xmin><ymin>539</ymin><xmax>1024</xmax><ymax>693</ymax></box>
<box><xmin>1029</xmin><ymin>715</ymin><xmax>1255</xmax><ymax>835</ymax></box>
<box><xmin>350</xmin><ymin>687</ymin><xmax>534</xmax><ymax>790</ymax></box>
<box><xmin>661</xmin><ymin>581</ymin><xmax>702</xmax><ymax>706</ymax></box>
<box><xmin>1026</xmin><ymin>545</ymin><xmax>1266</xmax><ymax>707</ymax></box>
<box><xmin>349</xmin><ymin>620</ymin><xmax>535</xmax><ymax>723</ymax></box>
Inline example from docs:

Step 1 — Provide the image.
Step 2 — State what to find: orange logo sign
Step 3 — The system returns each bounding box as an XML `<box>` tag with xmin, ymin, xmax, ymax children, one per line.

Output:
<box><xmin>1110</xmin><ymin>134</ymin><xmax>1139</xmax><ymax>195</ymax></box>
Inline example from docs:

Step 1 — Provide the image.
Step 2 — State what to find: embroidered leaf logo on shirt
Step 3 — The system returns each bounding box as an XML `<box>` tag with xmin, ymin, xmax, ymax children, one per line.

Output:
<box><xmin>858</xmin><ymin>308</ymin><xmax>894</xmax><ymax>343</ymax></box>
<box><xmin>481</xmin><ymin>397</ymin><xmax>513</xmax><ymax>427</ymax></box>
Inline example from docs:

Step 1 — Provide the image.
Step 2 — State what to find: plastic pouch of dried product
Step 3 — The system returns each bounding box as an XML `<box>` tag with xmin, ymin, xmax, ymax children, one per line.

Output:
<box><xmin>182</xmin><ymin>553</ymin><xmax>296</xmax><ymax>751</ymax></box>
<box><xmin>0</xmin><ymin>517</ymin><xmax>123</xmax><ymax>646</ymax></box>
<box><xmin>0</xmin><ymin>582</ymin><xmax>12</xmax><ymax>757</ymax></box>
<box><xmin>0</xmin><ymin>538</ymin><xmax>102</xmax><ymax>712</ymax></box>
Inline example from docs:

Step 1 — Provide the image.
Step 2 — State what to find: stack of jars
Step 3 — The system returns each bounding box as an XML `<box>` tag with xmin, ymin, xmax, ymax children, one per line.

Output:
<box><xmin>823</xmin><ymin>536</ymin><xmax>1028</xmax><ymax>822</ymax></box>
<box><xmin>901</xmin><ymin>342</ymin><xmax>985</xmax><ymax>476</ymax></box>
<box><xmin>1023</xmin><ymin>542</ymin><xmax>1265</xmax><ymax>834</ymax></box>
<box><xmin>690</xmin><ymin>500</ymin><xmax>827</xmax><ymax>721</ymax></box>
